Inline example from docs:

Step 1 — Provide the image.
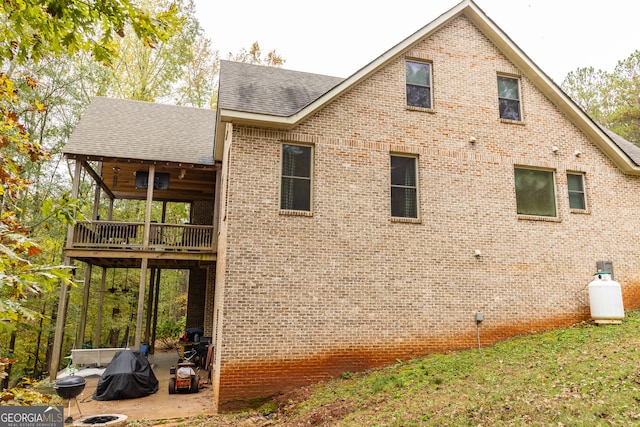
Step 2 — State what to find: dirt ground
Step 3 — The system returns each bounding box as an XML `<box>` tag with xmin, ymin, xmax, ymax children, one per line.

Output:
<box><xmin>64</xmin><ymin>350</ymin><xmax>215</xmax><ymax>423</ymax></box>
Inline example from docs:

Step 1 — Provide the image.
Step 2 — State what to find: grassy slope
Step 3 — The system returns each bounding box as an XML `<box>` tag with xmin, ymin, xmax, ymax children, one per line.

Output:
<box><xmin>277</xmin><ymin>310</ymin><xmax>640</xmax><ymax>426</ymax></box>
<box><xmin>135</xmin><ymin>310</ymin><xmax>640</xmax><ymax>426</ymax></box>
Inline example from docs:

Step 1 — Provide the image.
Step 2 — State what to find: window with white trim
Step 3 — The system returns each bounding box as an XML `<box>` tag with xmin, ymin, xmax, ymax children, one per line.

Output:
<box><xmin>280</xmin><ymin>144</ymin><xmax>312</xmax><ymax>211</ymax></box>
<box><xmin>391</xmin><ymin>155</ymin><xmax>418</xmax><ymax>218</ymax></box>
<box><xmin>514</xmin><ymin>167</ymin><xmax>556</xmax><ymax>217</ymax></box>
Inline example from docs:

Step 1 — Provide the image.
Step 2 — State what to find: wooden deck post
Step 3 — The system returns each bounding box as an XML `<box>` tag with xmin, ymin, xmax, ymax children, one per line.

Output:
<box><xmin>144</xmin><ymin>268</ymin><xmax>156</xmax><ymax>343</ymax></box>
<box><xmin>94</xmin><ymin>267</ymin><xmax>107</xmax><ymax>346</ymax></box>
<box><xmin>135</xmin><ymin>165</ymin><xmax>155</xmax><ymax>350</ymax></box>
<box><xmin>76</xmin><ymin>264</ymin><xmax>92</xmax><ymax>346</ymax></box>
<box><xmin>77</xmin><ymin>163</ymin><xmax>103</xmax><ymax>347</ymax></box>
<box><xmin>151</xmin><ymin>269</ymin><xmax>161</xmax><ymax>354</ymax></box>
<box><xmin>135</xmin><ymin>259</ymin><xmax>148</xmax><ymax>350</ymax></box>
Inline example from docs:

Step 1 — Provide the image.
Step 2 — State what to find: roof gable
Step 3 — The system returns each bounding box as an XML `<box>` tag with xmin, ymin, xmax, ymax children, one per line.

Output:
<box><xmin>65</xmin><ymin>97</ymin><xmax>216</xmax><ymax>166</ymax></box>
<box><xmin>216</xmin><ymin>0</ymin><xmax>640</xmax><ymax>175</ymax></box>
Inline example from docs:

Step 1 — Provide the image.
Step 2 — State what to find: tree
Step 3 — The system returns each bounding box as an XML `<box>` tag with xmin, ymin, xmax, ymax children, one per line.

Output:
<box><xmin>0</xmin><ymin>0</ymin><xmax>179</xmax><ymax>384</ymax></box>
<box><xmin>175</xmin><ymin>34</ymin><xmax>219</xmax><ymax>108</ymax></box>
<box><xmin>562</xmin><ymin>50</ymin><xmax>640</xmax><ymax>145</ymax></box>
<box><xmin>562</xmin><ymin>67</ymin><xmax>611</xmax><ymax>124</ymax></box>
<box><xmin>607</xmin><ymin>51</ymin><xmax>640</xmax><ymax>144</ymax></box>
<box><xmin>100</xmin><ymin>0</ymin><xmax>217</xmax><ymax>107</ymax></box>
<box><xmin>227</xmin><ymin>41</ymin><xmax>285</xmax><ymax>67</ymax></box>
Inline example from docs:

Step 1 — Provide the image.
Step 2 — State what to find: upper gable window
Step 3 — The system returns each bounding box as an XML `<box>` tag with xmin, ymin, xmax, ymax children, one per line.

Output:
<box><xmin>514</xmin><ymin>167</ymin><xmax>556</xmax><ymax>217</ymax></box>
<box><xmin>406</xmin><ymin>61</ymin><xmax>432</xmax><ymax>109</ymax></box>
<box><xmin>497</xmin><ymin>75</ymin><xmax>521</xmax><ymax>121</ymax></box>
<box><xmin>281</xmin><ymin>144</ymin><xmax>312</xmax><ymax>212</ymax></box>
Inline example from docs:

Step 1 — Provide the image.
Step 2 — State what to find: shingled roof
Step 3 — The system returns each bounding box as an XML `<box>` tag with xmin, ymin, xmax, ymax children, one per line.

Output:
<box><xmin>216</xmin><ymin>60</ymin><xmax>640</xmax><ymax>169</ymax></box>
<box><xmin>64</xmin><ymin>97</ymin><xmax>216</xmax><ymax>165</ymax></box>
<box><xmin>218</xmin><ymin>60</ymin><xmax>344</xmax><ymax>117</ymax></box>
<box><xmin>598</xmin><ymin>126</ymin><xmax>640</xmax><ymax>167</ymax></box>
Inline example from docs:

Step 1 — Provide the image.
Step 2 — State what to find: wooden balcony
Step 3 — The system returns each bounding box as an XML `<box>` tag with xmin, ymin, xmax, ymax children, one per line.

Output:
<box><xmin>71</xmin><ymin>220</ymin><xmax>214</xmax><ymax>251</ymax></box>
<box><xmin>67</xmin><ymin>220</ymin><xmax>216</xmax><ymax>268</ymax></box>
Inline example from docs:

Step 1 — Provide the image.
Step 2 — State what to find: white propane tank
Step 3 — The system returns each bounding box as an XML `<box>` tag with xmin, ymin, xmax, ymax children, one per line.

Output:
<box><xmin>588</xmin><ymin>272</ymin><xmax>624</xmax><ymax>324</ymax></box>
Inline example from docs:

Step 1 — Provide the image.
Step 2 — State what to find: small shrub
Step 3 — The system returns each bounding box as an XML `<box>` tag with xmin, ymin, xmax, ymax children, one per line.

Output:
<box><xmin>257</xmin><ymin>401</ymin><xmax>278</xmax><ymax>415</ymax></box>
<box><xmin>156</xmin><ymin>317</ymin><xmax>185</xmax><ymax>347</ymax></box>
<box><xmin>341</xmin><ymin>371</ymin><xmax>354</xmax><ymax>380</ymax></box>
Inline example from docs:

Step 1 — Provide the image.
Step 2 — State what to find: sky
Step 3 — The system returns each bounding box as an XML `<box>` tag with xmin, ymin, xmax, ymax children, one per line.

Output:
<box><xmin>192</xmin><ymin>0</ymin><xmax>639</xmax><ymax>84</ymax></box>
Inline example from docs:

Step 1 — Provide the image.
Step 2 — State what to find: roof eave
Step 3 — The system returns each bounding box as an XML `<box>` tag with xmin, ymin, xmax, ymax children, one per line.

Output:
<box><xmin>214</xmin><ymin>109</ymin><xmax>300</xmax><ymax>161</ymax></box>
<box><xmin>219</xmin><ymin>109</ymin><xmax>300</xmax><ymax>129</ymax></box>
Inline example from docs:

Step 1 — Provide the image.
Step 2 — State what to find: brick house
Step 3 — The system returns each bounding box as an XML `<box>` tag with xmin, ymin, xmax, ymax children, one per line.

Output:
<box><xmin>211</xmin><ymin>0</ymin><xmax>640</xmax><ymax>409</ymax></box>
<box><xmin>62</xmin><ymin>0</ymin><xmax>640</xmax><ymax>411</ymax></box>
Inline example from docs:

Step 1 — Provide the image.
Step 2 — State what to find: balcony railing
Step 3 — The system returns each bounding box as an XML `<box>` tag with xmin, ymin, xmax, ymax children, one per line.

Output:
<box><xmin>70</xmin><ymin>221</ymin><xmax>215</xmax><ymax>252</ymax></box>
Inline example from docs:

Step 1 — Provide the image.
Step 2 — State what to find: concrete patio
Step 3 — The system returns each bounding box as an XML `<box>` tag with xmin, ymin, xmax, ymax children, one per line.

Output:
<box><xmin>62</xmin><ymin>350</ymin><xmax>214</xmax><ymax>423</ymax></box>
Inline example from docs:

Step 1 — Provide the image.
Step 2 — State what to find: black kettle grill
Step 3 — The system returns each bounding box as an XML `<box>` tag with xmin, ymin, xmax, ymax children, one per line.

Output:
<box><xmin>54</xmin><ymin>375</ymin><xmax>86</xmax><ymax>422</ymax></box>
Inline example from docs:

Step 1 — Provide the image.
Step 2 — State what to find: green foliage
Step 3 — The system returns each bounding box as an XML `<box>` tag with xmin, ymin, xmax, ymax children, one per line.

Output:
<box><xmin>175</xmin><ymin>33</ymin><xmax>219</xmax><ymax>108</ymax></box>
<box><xmin>341</xmin><ymin>371</ymin><xmax>354</xmax><ymax>380</ymax></box>
<box><xmin>256</xmin><ymin>401</ymin><xmax>278</xmax><ymax>416</ymax></box>
<box><xmin>563</xmin><ymin>50</ymin><xmax>640</xmax><ymax>145</ymax></box>
<box><xmin>0</xmin><ymin>0</ymin><xmax>179</xmax><ymax>67</ymax></box>
<box><xmin>0</xmin><ymin>223</ymin><xmax>74</xmax><ymax>332</ymax></box>
<box><xmin>226</xmin><ymin>41</ymin><xmax>285</xmax><ymax>67</ymax></box>
<box><xmin>608</xmin><ymin>51</ymin><xmax>640</xmax><ymax>144</ymax></box>
<box><xmin>100</xmin><ymin>0</ymin><xmax>218</xmax><ymax>107</ymax></box>
<box><xmin>0</xmin><ymin>377</ymin><xmax>61</xmax><ymax>406</ymax></box>
<box><xmin>0</xmin><ymin>0</ymin><xmax>180</xmax><ymax>393</ymax></box>
<box><xmin>157</xmin><ymin>317</ymin><xmax>185</xmax><ymax>341</ymax></box>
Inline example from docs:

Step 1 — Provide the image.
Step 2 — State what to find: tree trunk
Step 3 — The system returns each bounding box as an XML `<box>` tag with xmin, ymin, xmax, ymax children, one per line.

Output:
<box><xmin>32</xmin><ymin>301</ymin><xmax>47</xmax><ymax>379</ymax></box>
<box><xmin>2</xmin><ymin>331</ymin><xmax>17</xmax><ymax>389</ymax></box>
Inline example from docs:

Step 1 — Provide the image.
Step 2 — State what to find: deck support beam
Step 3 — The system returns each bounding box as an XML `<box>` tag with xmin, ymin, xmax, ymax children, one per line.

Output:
<box><xmin>94</xmin><ymin>267</ymin><xmax>107</xmax><ymax>346</ymax></box>
<box><xmin>134</xmin><ymin>165</ymin><xmax>155</xmax><ymax>350</ymax></box>
<box><xmin>76</xmin><ymin>264</ymin><xmax>93</xmax><ymax>346</ymax></box>
<box><xmin>77</xmin><ymin>170</ymin><xmax>103</xmax><ymax>346</ymax></box>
